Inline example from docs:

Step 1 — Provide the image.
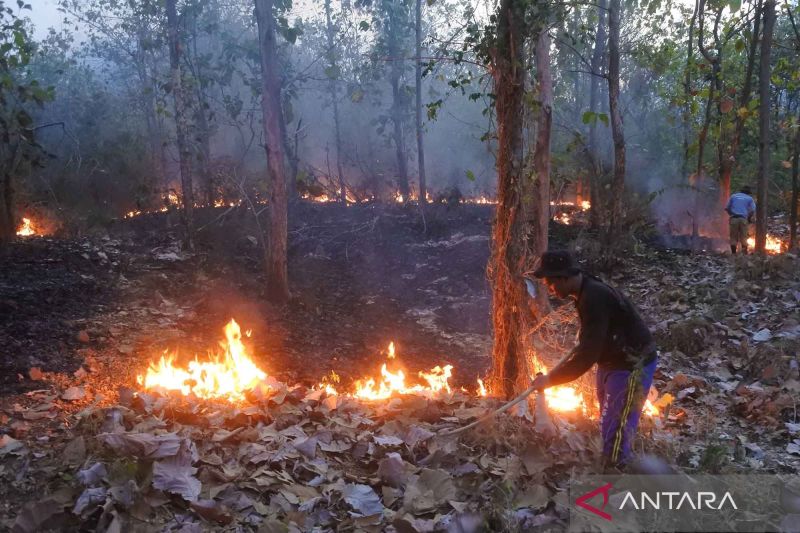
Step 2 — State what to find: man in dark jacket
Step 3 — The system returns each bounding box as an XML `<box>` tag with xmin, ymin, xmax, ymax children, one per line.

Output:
<box><xmin>530</xmin><ymin>250</ymin><xmax>657</xmax><ymax>467</ymax></box>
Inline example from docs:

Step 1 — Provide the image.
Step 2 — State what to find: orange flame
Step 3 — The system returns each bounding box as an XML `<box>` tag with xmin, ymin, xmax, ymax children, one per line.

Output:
<box><xmin>555</xmin><ymin>213</ymin><xmax>571</xmax><ymax>225</ymax></box>
<box><xmin>464</xmin><ymin>196</ymin><xmax>497</xmax><ymax>205</ymax></box>
<box><xmin>16</xmin><ymin>217</ymin><xmax>36</xmax><ymax>236</ymax></box>
<box><xmin>477</xmin><ymin>378</ymin><xmax>488</xmax><ymax>397</ymax></box>
<box><xmin>137</xmin><ymin>319</ymin><xmax>268</xmax><ymax>401</ymax></box>
<box><xmin>746</xmin><ymin>235</ymin><xmax>784</xmax><ymax>254</ymax></box>
<box><xmin>348</xmin><ymin>342</ymin><xmax>454</xmax><ymax>400</ymax></box>
<box><xmin>642</xmin><ymin>399</ymin><xmax>659</xmax><ymax>416</ymax></box>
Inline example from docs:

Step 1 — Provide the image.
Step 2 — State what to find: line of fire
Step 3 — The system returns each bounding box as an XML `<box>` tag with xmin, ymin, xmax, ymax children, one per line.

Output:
<box><xmin>2</xmin><ymin>0</ymin><xmax>799</xmax><ymax>531</ymax></box>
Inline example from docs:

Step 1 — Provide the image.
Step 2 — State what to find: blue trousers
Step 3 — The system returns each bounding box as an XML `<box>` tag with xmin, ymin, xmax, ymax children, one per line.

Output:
<box><xmin>596</xmin><ymin>357</ymin><xmax>657</xmax><ymax>466</ymax></box>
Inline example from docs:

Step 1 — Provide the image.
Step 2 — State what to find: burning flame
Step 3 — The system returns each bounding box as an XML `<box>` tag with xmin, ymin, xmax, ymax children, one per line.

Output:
<box><xmin>580</xmin><ymin>200</ymin><xmax>591</xmax><ymax>210</ymax></box>
<box><xmin>544</xmin><ymin>385</ymin><xmax>584</xmax><ymax>412</ymax></box>
<box><xmin>529</xmin><ymin>356</ymin><xmax>587</xmax><ymax>414</ymax></box>
<box><xmin>345</xmin><ymin>342</ymin><xmax>454</xmax><ymax>400</ymax></box>
<box><xmin>746</xmin><ymin>235</ymin><xmax>784</xmax><ymax>254</ymax></box>
<box><xmin>16</xmin><ymin>217</ymin><xmax>36</xmax><ymax>236</ymax></box>
<box><xmin>642</xmin><ymin>400</ymin><xmax>659</xmax><ymax>416</ymax></box>
<box><xmin>477</xmin><ymin>378</ymin><xmax>487</xmax><ymax>397</ymax></box>
<box><xmin>464</xmin><ymin>196</ymin><xmax>497</xmax><ymax>205</ymax></box>
<box><xmin>137</xmin><ymin>319</ymin><xmax>268</xmax><ymax>401</ymax></box>
<box><xmin>555</xmin><ymin>213</ymin><xmax>571</xmax><ymax>225</ymax></box>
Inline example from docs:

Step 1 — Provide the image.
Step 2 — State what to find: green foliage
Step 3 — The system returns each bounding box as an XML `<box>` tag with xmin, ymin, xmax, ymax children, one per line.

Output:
<box><xmin>581</xmin><ymin>110</ymin><xmax>608</xmax><ymax>126</ymax></box>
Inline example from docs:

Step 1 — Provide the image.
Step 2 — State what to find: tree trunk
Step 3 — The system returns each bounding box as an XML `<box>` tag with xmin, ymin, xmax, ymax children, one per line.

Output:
<box><xmin>415</xmin><ymin>0</ymin><xmax>427</xmax><ymax>204</ymax></box>
<box><xmin>719</xmin><ymin>0</ymin><xmax>761</xmax><ymax>207</ymax></box>
<box><xmin>0</xmin><ymin>142</ymin><xmax>19</xmax><ymax>243</ymax></box>
<box><xmin>488</xmin><ymin>0</ymin><xmax>550</xmax><ymax>400</ymax></box>
<box><xmin>755</xmin><ymin>0</ymin><xmax>775</xmax><ymax>254</ymax></box>
<box><xmin>790</xmin><ymin>112</ymin><xmax>799</xmax><ymax>250</ymax></box>
<box><xmin>255</xmin><ymin>0</ymin><xmax>290</xmax><ymax>303</ymax></box>
<box><xmin>693</xmin><ymin>1</ymin><xmax>721</xmax><ymax>241</ymax></box>
<box><xmin>324</xmin><ymin>0</ymin><xmax>347</xmax><ymax>203</ymax></box>
<box><xmin>682</xmin><ymin>1</ymin><xmax>698</xmax><ymax>178</ymax></box>
<box><xmin>188</xmin><ymin>11</ymin><xmax>214</xmax><ymax>206</ymax></box>
<box><xmin>137</xmin><ymin>31</ymin><xmax>165</xmax><ymax>193</ymax></box>
<box><xmin>387</xmin><ymin>8</ymin><xmax>409</xmax><ymax>200</ymax></box>
<box><xmin>531</xmin><ymin>31</ymin><xmax>553</xmax><ymax>276</ymax></box>
<box><xmin>606</xmin><ymin>0</ymin><xmax>625</xmax><ymax>240</ymax></box>
<box><xmin>196</xmin><ymin>102</ymin><xmax>214</xmax><ymax>205</ymax></box>
<box><xmin>166</xmin><ymin>0</ymin><xmax>195</xmax><ymax>250</ymax></box>
<box><xmin>588</xmin><ymin>0</ymin><xmax>607</xmax><ymax>230</ymax></box>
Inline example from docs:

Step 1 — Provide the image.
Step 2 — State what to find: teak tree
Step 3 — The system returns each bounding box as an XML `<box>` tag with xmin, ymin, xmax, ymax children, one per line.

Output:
<box><xmin>606</xmin><ymin>0</ymin><xmax>625</xmax><ymax>241</ymax></box>
<box><xmin>255</xmin><ymin>0</ymin><xmax>290</xmax><ymax>303</ymax></box>
<box><xmin>488</xmin><ymin>0</ymin><xmax>552</xmax><ymax>400</ymax></box>
<box><xmin>414</xmin><ymin>0</ymin><xmax>427</xmax><ymax>204</ymax></box>
<box><xmin>755</xmin><ymin>0</ymin><xmax>775</xmax><ymax>254</ymax></box>
<box><xmin>166</xmin><ymin>0</ymin><xmax>195</xmax><ymax>250</ymax></box>
<box><xmin>324</xmin><ymin>0</ymin><xmax>347</xmax><ymax>203</ymax></box>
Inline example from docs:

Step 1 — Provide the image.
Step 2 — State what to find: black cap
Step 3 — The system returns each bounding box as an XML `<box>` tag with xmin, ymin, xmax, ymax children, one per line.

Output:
<box><xmin>740</xmin><ymin>185</ymin><xmax>753</xmax><ymax>195</ymax></box>
<box><xmin>533</xmin><ymin>250</ymin><xmax>581</xmax><ymax>278</ymax></box>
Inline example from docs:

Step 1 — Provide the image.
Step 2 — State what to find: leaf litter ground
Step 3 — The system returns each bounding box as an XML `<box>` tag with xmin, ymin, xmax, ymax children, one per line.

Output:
<box><xmin>1</xmin><ymin>203</ymin><xmax>799</xmax><ymax>531</ymax></box>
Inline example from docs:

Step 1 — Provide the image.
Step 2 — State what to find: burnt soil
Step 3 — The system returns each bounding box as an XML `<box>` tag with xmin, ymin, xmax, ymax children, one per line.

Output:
<box><xmin>1</xmin><ymin>203</ymin><xmax>514</xmax><ymax>397</ymax></box>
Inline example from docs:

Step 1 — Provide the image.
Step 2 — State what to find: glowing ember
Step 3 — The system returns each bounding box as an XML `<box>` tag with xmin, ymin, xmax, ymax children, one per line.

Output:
<box><xmin>16</xmin><ymin>217</ymin><xmax>36</xmax><ymax>236</ymax></box>
<box><xmin>555</xmin><ymin>212</ymin><xmax>571</xmax><ymax>225</ymax></box>
<box><xmin>746</xmin><ymin>235</ymin><xmax>784</xmax><ymax>254</ymax></box>
<box><xmin>137</xmin><ymin>319</ymin><xmax>268</xmax><ymax>401</ymax></box>
<box><xmin>350</xmin><ymin>342</ymin><xmax>454</xmax><ymax>400</ymax></box>
<box><xmin>464</xmin><ymin>196</ymin><xmax>497</xmax><ymax>205</ymax></box>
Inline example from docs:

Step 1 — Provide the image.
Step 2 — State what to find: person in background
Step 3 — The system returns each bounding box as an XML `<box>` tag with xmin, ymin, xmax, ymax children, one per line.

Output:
<box><xmin>725</xmin><ymin>185</ymin><xmax>756</xmax><ymax>255</ymax></box>
<box><xmin>529</xmin><ymin>250</ymin><xmax>658</xmax><ymax>469</ymax></box>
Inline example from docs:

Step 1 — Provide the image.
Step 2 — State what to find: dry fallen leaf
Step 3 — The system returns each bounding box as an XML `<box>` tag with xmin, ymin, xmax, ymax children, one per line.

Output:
<box><xmin>403</xmin><ymin>469</ymin><xmax>456</xmax><ymax>513</ymax></box>
<box><xmin>342</xmin><ymin>483</ymin><xmax>384</xmax><ymax>517</ymax></box>
<box><xmin>62</xmin><ymin>386</ymin><xmax>86</xmax><ymax>401</ymax></box>
<box><xmin>100</xmin><ymin>432</ymin><xmax>181</xmax><ymax>459</ymax></box>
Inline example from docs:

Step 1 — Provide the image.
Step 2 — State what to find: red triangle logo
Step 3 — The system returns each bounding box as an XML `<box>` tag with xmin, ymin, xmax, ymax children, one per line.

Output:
<box><xmin>575</xmin><ymin>482</ymin><xmax>614</xmax><ymax>521</ymax></box>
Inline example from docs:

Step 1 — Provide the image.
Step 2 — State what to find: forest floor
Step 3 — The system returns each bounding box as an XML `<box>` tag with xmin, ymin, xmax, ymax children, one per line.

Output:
<box><xmin>1</xmin><ymin>203</ymin><xmax>799</xmax><ymax>532</ymax></box>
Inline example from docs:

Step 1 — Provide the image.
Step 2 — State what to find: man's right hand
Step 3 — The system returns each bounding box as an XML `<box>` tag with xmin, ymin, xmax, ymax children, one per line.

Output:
<box><xmin>530</xmin><ymin>374</ymin><xmax>549</xmax><ymax>390</ymax></box>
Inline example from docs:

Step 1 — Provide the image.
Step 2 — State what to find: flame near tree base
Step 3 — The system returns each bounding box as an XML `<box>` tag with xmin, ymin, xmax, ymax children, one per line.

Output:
<box><xmin>137</xmin><ymin>319</ymin><xmax>665</xmax><ymax>418</ymax></box>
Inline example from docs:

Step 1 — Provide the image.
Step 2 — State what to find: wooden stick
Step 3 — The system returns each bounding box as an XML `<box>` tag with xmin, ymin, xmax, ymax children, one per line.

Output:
<box><xmin>440</xmin><ymin>384</ymin><xmax>539</xmax><ymax>436</ymax></box>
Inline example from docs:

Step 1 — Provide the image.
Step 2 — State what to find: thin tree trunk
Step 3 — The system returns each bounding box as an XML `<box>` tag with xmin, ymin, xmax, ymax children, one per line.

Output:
<box><xmin>588</xmin><ymin>0</ymin><xmax>607</xmax><ymax>230</ymax></box>
<box><xmin>606</xmin><ymin>0</ymin><xmax>625</xmax><ymax>240</ymax></box>
<box><xmin>166</xmin><ymin>0</ymin><xmax>195</xmax><ymax>250</ymax></box>
<box><xmin>415</xmin><ymin>0</ymin><xmax>427</xmax><ymax>204</ymax></box>
<box><xmin>196</xmin><ymin>103</ymin><xmax>214</xmax><ymax>205</ymax></box>
<box><xmin>188</xmin><ymin>11</ymin><xmax>214</xmax><ymax>206</ymax></box>
<box><xmin>0</xmin><ymin>142</ymin><xmax>20</xmax><ymax>243</ymax></box>
<box><xmin>755</xmin><ymin>0</ymin><xmax>776</xmax><ymax>253</ymax></box>
<box><xmin>324</xmin><ymin>0</ymin><xmax>347</xmax><ymax>203</ymax></box>
<box><xmin>137</xmin><ymin>31</ymin><xmax>165</xmax><ymax>193</ymax></box>
<box><xmin>682</xmin><ymin>0</ymin><xmax>698</xmax><ymax>178</ymax></box>
<box><xmin>790</xmin><ymin>111</ymin><xmax>799</xmax><ymax>250</ymax></box>
<box><xmin>255</xmin><ymin>0</ymin><xmax>290</xmax><ymax>302</ymax></box>
<box><xmin>719</xmin><ymin>0</ymin><xmax>761</xmax><ymax>207</ymax></box>
<box><xmin>531</xmin><ymin>30</ymin><xmax>553</xmax><ymax>273</ymax></box>
<box><xmin>693</xmin><ymin>1</ymin><xmax>721</xmax><ymax>241</ymax></box>
<box><xmin>387</xmin><ymin>8</ymin><xmax>409</xmax><ymax>200</ymax></box>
